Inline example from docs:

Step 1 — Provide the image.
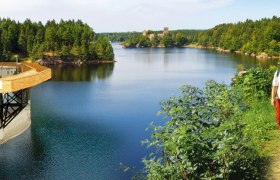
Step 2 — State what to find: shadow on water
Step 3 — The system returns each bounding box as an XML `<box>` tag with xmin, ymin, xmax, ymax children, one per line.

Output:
<box><xmin>204</xmin><ymin>49</ymin><xmax>278</xmax><ymax>68</ymax></box>
<box><xmin>49</xmin><ymin>63</ymin><xmax>115</xmax><ymax>81</ymax></box>
<box><xmin>0</xmin><ymin>127</ymin><xmax>46</xmax><ymax>179</ymax></box>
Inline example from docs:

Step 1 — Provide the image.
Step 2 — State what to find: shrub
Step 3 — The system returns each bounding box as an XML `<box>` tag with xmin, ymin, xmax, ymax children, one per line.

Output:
<box><xmin>142</xmin><ymin>80</ymin><xmax>265</xmax><ymax>179</ymax></box>
<box><xmin>232</xmin><ymin>65</ymin><xmax>275</xmax><ymax>100</ymax></box>
<box><xmin>141</xmin><ymin>66</ymin><xmax>276</xmax><ymax>179</ymax></box>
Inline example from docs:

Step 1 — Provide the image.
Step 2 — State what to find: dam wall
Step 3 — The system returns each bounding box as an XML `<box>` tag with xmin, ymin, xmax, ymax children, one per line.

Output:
<box><xmin>0</xmin><ymin>102</ymin><xmax>31</xmax><ymax>144</ymax></box>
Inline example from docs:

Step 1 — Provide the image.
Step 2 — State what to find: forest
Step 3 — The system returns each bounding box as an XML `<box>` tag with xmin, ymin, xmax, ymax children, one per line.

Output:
<box><xmin>105</xmin><ymin>16</ymin><xmax>280</xmax><ymax>57</ymax></box>
<box><xmin>196</xmin><ymin>16</ymin><xmax>280</xmax><ymax>56</ymax></box>
<box><xmin>103</xmin><ymin>29</ymin><xmax>201</xmax><ymax>48</ymax></box>
<box><xmin>0</xmin><ymin>18</ymin><xmax>114</xmax><ymax>62</ymax></box>
<box><xmin>99</xmin><ymin>31</ymin><xmax>141</xmax><ymax>42</ymax></box>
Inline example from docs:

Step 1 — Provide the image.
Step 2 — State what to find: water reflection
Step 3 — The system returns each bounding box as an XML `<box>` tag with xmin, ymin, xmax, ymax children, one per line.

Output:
<box><xmin>50</xmin><ymin>63</ymin><xmax>115</xmax><ymax>81</ymax></box>
<box><xmin>0</xmin><ymin>128</ymin><xmax>46</xmax><ymax>179</ymax></box>
<box><xmin>1</xmin><ymin>44</ymin><xmax>278</xmax><ymax>179</ymax></box>
<box><xmin>205</xmin><ymin>49</ymin><xmax>278</xmax><ymax>68</ymax></box>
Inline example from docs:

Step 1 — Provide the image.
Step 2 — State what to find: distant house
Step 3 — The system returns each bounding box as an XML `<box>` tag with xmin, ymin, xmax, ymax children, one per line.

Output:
<box><xmin>142</xmin><ymin>30</ymin><xmax>155</xmax><ymax>40</ymax></box>
<box><xmin>0</xmin><ymin>66</ymin><xmax>19</xmax><ymax>78</ymax></box>
<box><xmin>142</xmin><ymin>30</ymin><xmax>153</xmax><ymax>36</ymax></box>
<box><xmin>142</xmin><ymin>27</ymin><xmax>169</xmax><ymax>39</ymax></box>
<box><xmin>158</xmin><ymin>27</ymin><xmax>169</xmax><ymax>38</ymax></box>
<box><xmin>163</xmin><ymin>27</ymin><xmax>169</xmax><ymax>35</ymax></box>
<box><xmin>142</xmin><ymin>30</ymin><xmax>148</xmax><ymax>36</ymax></box>
<box><xmin>148</xmin><ymin>34</ymin><xmax>155</xmax><ymax>40</ymax></box>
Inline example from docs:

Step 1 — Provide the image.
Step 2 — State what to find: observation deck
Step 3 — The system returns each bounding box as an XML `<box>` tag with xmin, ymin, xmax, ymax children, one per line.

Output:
<box><xmin>0</xmin><ymin>62</ymin><xmax>51</xmax><ymax>143</ymax></box>
<box><xmin>0</xmin><ymin>62</ymin><xmax>51</xmax><ymax>93</ymax></box>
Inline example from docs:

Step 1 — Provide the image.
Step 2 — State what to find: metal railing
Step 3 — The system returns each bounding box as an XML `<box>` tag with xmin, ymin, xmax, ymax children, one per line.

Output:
<box><xmin>0</xmin><ymin>89</ymin><xmax>29</xmax><ymax>128</ymax></box>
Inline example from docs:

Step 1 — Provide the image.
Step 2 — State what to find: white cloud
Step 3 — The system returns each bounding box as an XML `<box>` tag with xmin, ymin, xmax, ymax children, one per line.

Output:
<box><xmin>0</xmin><ymin>0</ymin><xmax>48</xmax><ymax>11</ymax></box>
<box><xmin>0</xmin><ymin>0</ymin><xmax>233</xmax><ymax>13</ymax></box>
<box><xmin>0</xmin><ymin>0</ymin><xmax>234</xmax><ymax>31</ymax></box>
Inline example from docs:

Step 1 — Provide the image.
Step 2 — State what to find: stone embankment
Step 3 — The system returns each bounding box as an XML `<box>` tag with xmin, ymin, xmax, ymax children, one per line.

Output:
<box><xmin>36</xmin><ymin>58</ymin><xmax>116</xmax><ymax>66</ymax></box>
<box><xmin>187</xmin><ymin>44</ymin><xmax>280</xmax><ymax>60</ymax></box>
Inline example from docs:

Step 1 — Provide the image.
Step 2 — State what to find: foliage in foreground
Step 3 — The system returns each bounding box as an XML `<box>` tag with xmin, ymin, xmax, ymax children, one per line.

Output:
<box><xmin>141</xmin><ymin>66</ymin><xmax>276</xmax><ymax>179</ymax></box>
<box><xmin>232</xmin><ymin>66</ymin><xmax>276</xmax><ymax>100</ymax></box>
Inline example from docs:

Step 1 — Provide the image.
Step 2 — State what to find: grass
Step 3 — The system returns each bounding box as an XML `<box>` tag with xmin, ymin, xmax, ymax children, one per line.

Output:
<box><xmin>240</xmin><ymin>98</ymin><xmax>280</xmax><ymax>177</ymax></box>
<box><xmin>241</xmin><ymin>99</ymin><xmax>277</xmax><ymax>154</ymax></box>
<box><xmin>253</xmin><ymin>99</ymin><xmax>280</xmax><ymax>159</ymax></box>
<box><xmin>261</xmin><ymin>130</ymin><xmax>280</xmax><ymax>157</ymax></box>
<box><xmin>259</xmin><ymin>101</ymin><xmax>279</xmax><ymax>157</ymax></box>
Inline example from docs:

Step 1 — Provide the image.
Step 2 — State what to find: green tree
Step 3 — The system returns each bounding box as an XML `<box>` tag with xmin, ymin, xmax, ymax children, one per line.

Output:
<box><xmin>44</xmin><ymin>22</ymin><xmax>57</xmax><ymax>53</ymax></box>
<box><xmin>142</xmin><ymin>77</ymin><xmax>268</xmax><ymax>179</ymax></box>
<box><xmin>94</xmin><ymin>36</ymin><xmax>114</xmax><ymax>60</ymax></box>
<box><xmin>197</xmin><ymin>16</ymin><xmax>280</xmax><ymax>55</ymax></box>
<box><xmin>175</xmin><ymin>32</ymin><xmax>188</xmax><ymax>47</ymax></box>
<box><xmin>0</xmin><ymin>18</ymin><xmax>113</xmax><ymax>61</ymax></box>
<box><xmin>161</xmin><ymin>34</ymin><xmax>174</xmax><ymax>47</ymax></box>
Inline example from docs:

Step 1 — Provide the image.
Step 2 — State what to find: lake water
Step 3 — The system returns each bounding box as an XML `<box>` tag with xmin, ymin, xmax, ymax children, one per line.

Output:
<box><xmin>0</xmin><ymin>44</ymin><xmax>275</xmax><ymax>179</ymax></box>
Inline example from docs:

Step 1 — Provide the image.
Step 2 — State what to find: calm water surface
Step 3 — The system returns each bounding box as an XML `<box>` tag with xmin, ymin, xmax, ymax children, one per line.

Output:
<box><xmin>0</xmin><ymin>44</ymin><xmax>275</xmax><ymax>179</ymax></box>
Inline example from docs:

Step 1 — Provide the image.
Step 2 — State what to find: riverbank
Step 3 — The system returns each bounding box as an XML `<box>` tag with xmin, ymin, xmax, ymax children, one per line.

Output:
<box><xmin>230</xmin><ymin>66</ymin><xmax>280</xmax><ymax>178</ymax></box>
<box><xmin>187</xmin><ymin>43</ymin><xmax>280</xmax><ymax>60</ymax></box>
<box><xmin>239</xmin><ymin>98</ymin><xmax>280</xmax><ymax>178</ymax></box>
<box><xmin>121</xmin><ymin>42</ymin><xmax>280</xmax><ymax>60</ymax></box>
<box><xmin>35</xmin><ymin>58</ymin><xmax>116</xmax><ymax>66</ymax></box>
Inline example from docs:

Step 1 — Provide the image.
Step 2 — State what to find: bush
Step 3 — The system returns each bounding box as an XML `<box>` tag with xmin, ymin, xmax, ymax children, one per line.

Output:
<box><xmin>142</xmin><ymin>80</ymin><xmax>266</xmax><ymax>179</ymax></box>
<box><xmin>141</xmin><ymin>66</ymin><xmax>276</xmax><ymax>179</ymax></box>
<box><xmin>232</xmin><ymin>65</ymin><xmax>275</xmax><ymax>100</ymax></box>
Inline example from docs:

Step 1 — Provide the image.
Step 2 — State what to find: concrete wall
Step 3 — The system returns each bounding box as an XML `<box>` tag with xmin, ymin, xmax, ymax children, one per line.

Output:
<box><xmin>0</xmin><ymin>102</ymin><xmax>31</xmax><ymax>144</ymax></box>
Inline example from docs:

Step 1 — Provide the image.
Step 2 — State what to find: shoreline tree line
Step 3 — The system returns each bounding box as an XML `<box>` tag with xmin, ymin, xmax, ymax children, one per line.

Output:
<box><xmin>107</xmin><ymin>30</ymin><xmax>201</xmax><ymax>48</ymax></box>
<box><xmin>196</xmin><ymin>16</ymin><xmax>280</xmax><ymax>57</ymax></box>
<box><xmin>0</xmin><ymin>18</ymin><xmax>114</xmax><ymax>62</ymax></box>
<box><xmin>103</xmin><ymin>16</ymin><xmax>280</xmax><ymax>57</ymax></box>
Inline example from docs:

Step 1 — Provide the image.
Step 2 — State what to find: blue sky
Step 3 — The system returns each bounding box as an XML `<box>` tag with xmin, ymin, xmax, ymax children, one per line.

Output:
<box><xmin>0</xmin><ymin>0</ymin><xmax>279</xmax><ymax>32</ymax></box>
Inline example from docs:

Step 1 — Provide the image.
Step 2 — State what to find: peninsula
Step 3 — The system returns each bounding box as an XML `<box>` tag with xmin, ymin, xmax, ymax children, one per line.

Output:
<box><xmin>121</xmin><ymin>27</ymin><xmax>199</xmax><ymax>48</ymax></box>
<box><xmin>110</xmin><ymin>16</ymin><xmax>280</xmax><ymax>59</ymax></box>
<box><xmin>0</xmin><ymin>18</ymin><xmax>115</xmax><ymax>64</ymax></box>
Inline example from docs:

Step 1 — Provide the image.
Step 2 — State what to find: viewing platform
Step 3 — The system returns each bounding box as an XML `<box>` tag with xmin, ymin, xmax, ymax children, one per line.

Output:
<box><xmin>0</xmin><ymin>62</ymin><xmax>51</xmax><ymax>93</ymax></box>
<box><xmin>0</xmin><ymin>62</ymin><xmax>51</xmax><ymax>144</ymax></box>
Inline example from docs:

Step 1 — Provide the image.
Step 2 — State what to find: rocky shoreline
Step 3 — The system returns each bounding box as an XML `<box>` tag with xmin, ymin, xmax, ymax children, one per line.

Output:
<box><xmin>121</xmin><ymin>43</ymin><xmax>279</xmax><ymax>60</ymax></box>
<box><xmin>187</xmin><ymin>44</ymin><xmax>280</xmax><ymax>60</ymax></box>
<box><xmin>35</xmin><ymin>58</ymin><xmax>116</xmax><ymax>66</ymax></box>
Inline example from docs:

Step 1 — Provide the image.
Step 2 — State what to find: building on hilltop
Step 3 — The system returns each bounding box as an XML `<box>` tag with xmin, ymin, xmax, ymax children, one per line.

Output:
<box><xmin>142</xmin><ymin>30</ymin><xmax>148</xmax><ymax>36</ymax></box>
<box><xmin>142</xmin><ymin>30</ymin><xmax>155</xmax><ymax>40</ymax></box>
<box><xmin>142</xmin><ymin>27</ymin><xmax>169</xmax><ymax>39</ymax></box>
<box><xmin>142</xmin><ymin>30</ymin><xmax>153</xmax><ymax>37</ymax></box>
<box><xmin>158</xmin><ymin>27</ymin><xmax>169</xmax><ymax>38</ymax></box>
<box><xmin>142</xmin><ymin>27</ymin><xmax>169</xmax><ymax>40</ymax></box>
<box><xmin>163</xmin><ymin>27</ymin><xmax>169</xmax><ymax>35</ymax></box>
